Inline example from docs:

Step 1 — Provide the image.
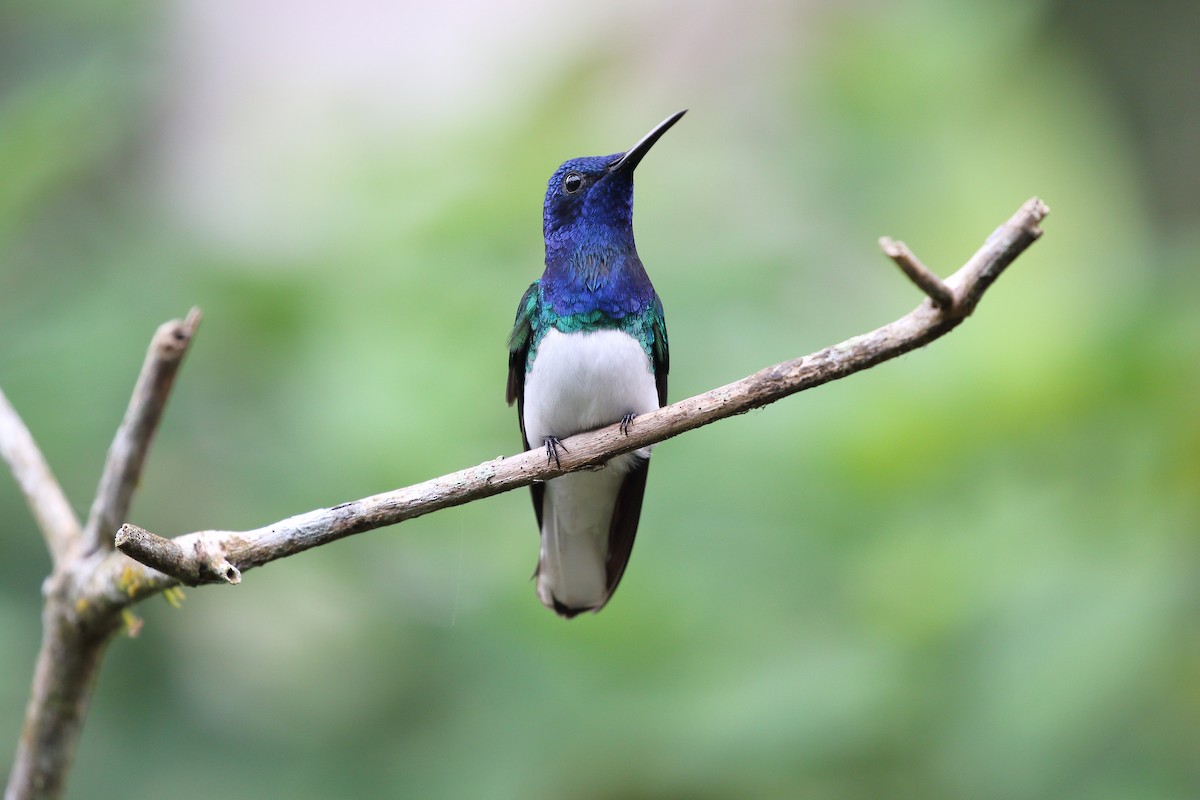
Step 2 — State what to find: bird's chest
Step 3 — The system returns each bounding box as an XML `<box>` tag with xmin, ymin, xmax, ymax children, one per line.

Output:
<box><xmin>522</xmin><ymin>327</ymin><xmax>658</xmax><ymax>441</ymax></box>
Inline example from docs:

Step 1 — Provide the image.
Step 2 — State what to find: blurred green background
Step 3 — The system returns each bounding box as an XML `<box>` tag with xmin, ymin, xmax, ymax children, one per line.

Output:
<box><xmin>2</xmin><ymin>0</ymin><xmax>1197</xmax><ymax>797</ymax></box>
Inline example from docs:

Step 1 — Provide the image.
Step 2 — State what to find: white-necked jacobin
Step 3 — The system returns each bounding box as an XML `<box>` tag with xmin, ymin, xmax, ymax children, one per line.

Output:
<box><xmin>506</xmin><ymin>110</ymin><xmax>684</xmax><ymax>618</ymax></box>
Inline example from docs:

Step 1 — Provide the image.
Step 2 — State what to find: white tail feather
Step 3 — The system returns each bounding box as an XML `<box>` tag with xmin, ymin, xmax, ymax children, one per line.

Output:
<box><xmin>536</xmin><ymin>468</ymin><xmax>624</xmax><ymax>614</ymax></box>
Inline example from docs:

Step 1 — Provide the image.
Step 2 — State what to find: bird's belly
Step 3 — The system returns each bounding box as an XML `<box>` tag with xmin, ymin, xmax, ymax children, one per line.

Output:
<box><xmin>523</xmin><ymin>328</ymin><xmax>659</xmax><ymax>464</ymax></box>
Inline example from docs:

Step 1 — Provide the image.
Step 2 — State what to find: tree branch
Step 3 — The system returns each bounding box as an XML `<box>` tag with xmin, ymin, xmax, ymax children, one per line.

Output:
<box><xmin>115</xmin><ymin>197</ymin><xmax>1049</xmax><ymax>586</ymax></box>
<box><xmin>5</xmin><ymin>584</ymin><xmax>120</xmax><ymax>800</ymax></box>
<box><xmin>81</xmin><ymin>308</ymin><xmax>201</xmax><ymax>555</ymax></box>
<box><xmin>5</xmin><ymin>311</ymin><xmax>200</xmax><ymax>800</ymax></box>
<box><xmin>0</xmin><ymin>388</ymin><xmax>81</xmax><ymax>565</ymax></box>
<box><xmin>5</xmin><ymin>198</ymin><xmax>1047</xmax><ymax>800</ymax></box>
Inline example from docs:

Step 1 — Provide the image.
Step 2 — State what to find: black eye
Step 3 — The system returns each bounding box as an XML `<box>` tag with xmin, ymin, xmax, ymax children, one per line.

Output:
<box><xmin>563</xmin><ymin>172</ymin><xmax>584</xmax><ymax>194</ymax></box>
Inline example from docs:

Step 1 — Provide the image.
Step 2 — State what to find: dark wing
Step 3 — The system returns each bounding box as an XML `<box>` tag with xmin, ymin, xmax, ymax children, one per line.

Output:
<box><xmin>604</xmin><ymin>457</ymin><xmax>650</xmax><ymax>603</ymax></box>
<box><xmin>651</xmin><ymin>296</ymin><xmax>669</xmax><ymax>406</ymax></box>
<box><xmin>506</xmin><ymin>281</ymin><xmax>539</xmax><ymax>423</ymax></box>
<box><xmin>506</xmin><ymin>281</ymin><xmax>544</xmax><ymax>528</ymax></box>
<box><xmin>602</xmin><ymin>299</ymin><xmax>669</xmax><ymax>605</ymax></box>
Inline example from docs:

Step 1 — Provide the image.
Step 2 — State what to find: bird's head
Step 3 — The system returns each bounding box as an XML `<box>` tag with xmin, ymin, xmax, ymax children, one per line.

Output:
<box><xmin>542</xmin><ymin>110</ymin><xmax>686</xmax><ymax>250</ymax></box>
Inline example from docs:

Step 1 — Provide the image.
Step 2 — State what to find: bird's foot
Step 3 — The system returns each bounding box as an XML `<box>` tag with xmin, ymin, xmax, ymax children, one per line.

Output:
<box><xmin>619</xmin><ymin>412</ymin><xmax>637</xmax><ymax>436</ymax></box>
<box><xmin>543</xmin><ymin>436</ymin><xmax>567</xmax><ymax>468</ymax></box>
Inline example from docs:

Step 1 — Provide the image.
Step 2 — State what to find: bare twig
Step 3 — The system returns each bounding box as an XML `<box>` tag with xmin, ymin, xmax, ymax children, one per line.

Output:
<box><xmin>81</xmin><ymin>308</ymin><xmax>202</xmax><ymax>555</ymax></box>
<box><xmin>115</xmin><ymin>197</ymin><xmax>1049</xmax><ymax>586</ymax></box>
<box><xmin>879</xmin><ymin>236</ymin><xmax>956</xmax><ymax>310</ymax></box>
<box><xmin>114</xmin><ymin>524</ymin><xmax>241</xmax><ymax>586</ymax></box>
<box><xmin>0</xmin><ymin>388</ymin><xmax>81</xmax><ymax>565</ymax></box>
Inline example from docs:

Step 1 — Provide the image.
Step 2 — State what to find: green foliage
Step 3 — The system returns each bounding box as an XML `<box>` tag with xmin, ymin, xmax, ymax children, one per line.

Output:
<box><xmin>1</xmin><ymin>1</ymin><xmax>1196</xmax><ymax>798</ymax></box>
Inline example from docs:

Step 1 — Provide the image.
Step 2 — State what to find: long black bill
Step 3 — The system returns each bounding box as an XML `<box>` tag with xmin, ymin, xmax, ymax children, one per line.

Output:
<box><xmin>611</xmin><ymin>109</ymin><xmax>687</xmax><ymax>174</ymax></box>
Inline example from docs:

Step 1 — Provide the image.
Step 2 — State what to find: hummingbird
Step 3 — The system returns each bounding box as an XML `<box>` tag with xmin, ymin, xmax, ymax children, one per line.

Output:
<box><xmin>506</xmin><ymin>110</ymin><xmax>684</xmax><ymax>618</ymax></box>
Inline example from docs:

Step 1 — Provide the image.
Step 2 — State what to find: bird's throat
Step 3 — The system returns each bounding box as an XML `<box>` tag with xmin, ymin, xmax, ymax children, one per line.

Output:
<box><xmin>572</xmin><ymin>246</ymin><xmax>616</xmax><ymax>292</ymax></box>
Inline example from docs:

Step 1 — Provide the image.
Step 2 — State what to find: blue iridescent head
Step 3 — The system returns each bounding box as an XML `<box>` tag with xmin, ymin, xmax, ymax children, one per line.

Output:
<box><xmin>542</xmin><ymin>110</ymin><xmax>686</xmax><ymax>250</ymax></box>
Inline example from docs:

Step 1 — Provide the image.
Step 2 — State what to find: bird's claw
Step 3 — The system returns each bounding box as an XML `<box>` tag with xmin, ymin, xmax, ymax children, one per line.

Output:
<box><xmin>619</xmin><ymin>412</ymin><xmax>637</xmax><ymax>436</ymax></box>
<box><xmin>543</xmin><ymin>436</ymin><xmax>567</xmax><ymax>468</ymax></box>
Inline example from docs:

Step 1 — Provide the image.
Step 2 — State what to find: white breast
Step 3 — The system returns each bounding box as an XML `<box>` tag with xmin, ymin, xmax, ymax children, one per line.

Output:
<box><xmin>521</xmin><ymin>326</ymin><xmax>662</xmax><ymax>614</ymax></box>
<box><xmin>522</xmin><ymin>327</ymin><xmax>660</xmax><ymax>464</ymax></box>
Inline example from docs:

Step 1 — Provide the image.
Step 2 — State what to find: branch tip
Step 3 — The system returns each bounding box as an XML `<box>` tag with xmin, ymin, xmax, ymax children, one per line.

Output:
<box><xmin>152</xmin><ymin>307</ymin><xmax>202</xmax><ymax>357</ymax></box>
<box><xmin>221</xmin><ymin>562</ymin><xmax>243</xmax><ymax>585</ymax></box>
<box><xmin>115</xmin><ymin>523</ymin><xmax>181</xmax><ymax>561</ymax></box>
<box><xmin>1021</xmin><ymin>196</ymin><xmax>1050</xmax><ymax>236</ymax></box>
<box><xmin>84</xmin><ymin>309</ymin><xmax>203</xmax><ymax>553</ymax></box>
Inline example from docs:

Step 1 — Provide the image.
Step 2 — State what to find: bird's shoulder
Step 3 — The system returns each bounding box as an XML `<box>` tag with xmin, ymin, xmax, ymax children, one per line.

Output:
<box><xmin>507</xmin><ymin>280</ymin><xmax>541</xmax><ymax>355</ymax></box>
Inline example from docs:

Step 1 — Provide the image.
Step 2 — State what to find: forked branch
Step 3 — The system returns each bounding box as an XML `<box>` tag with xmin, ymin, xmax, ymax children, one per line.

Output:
<box><xmin>4</xmin><ymin>310</ymin><xmax>200</xmax><ymax>800</ymax></box>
